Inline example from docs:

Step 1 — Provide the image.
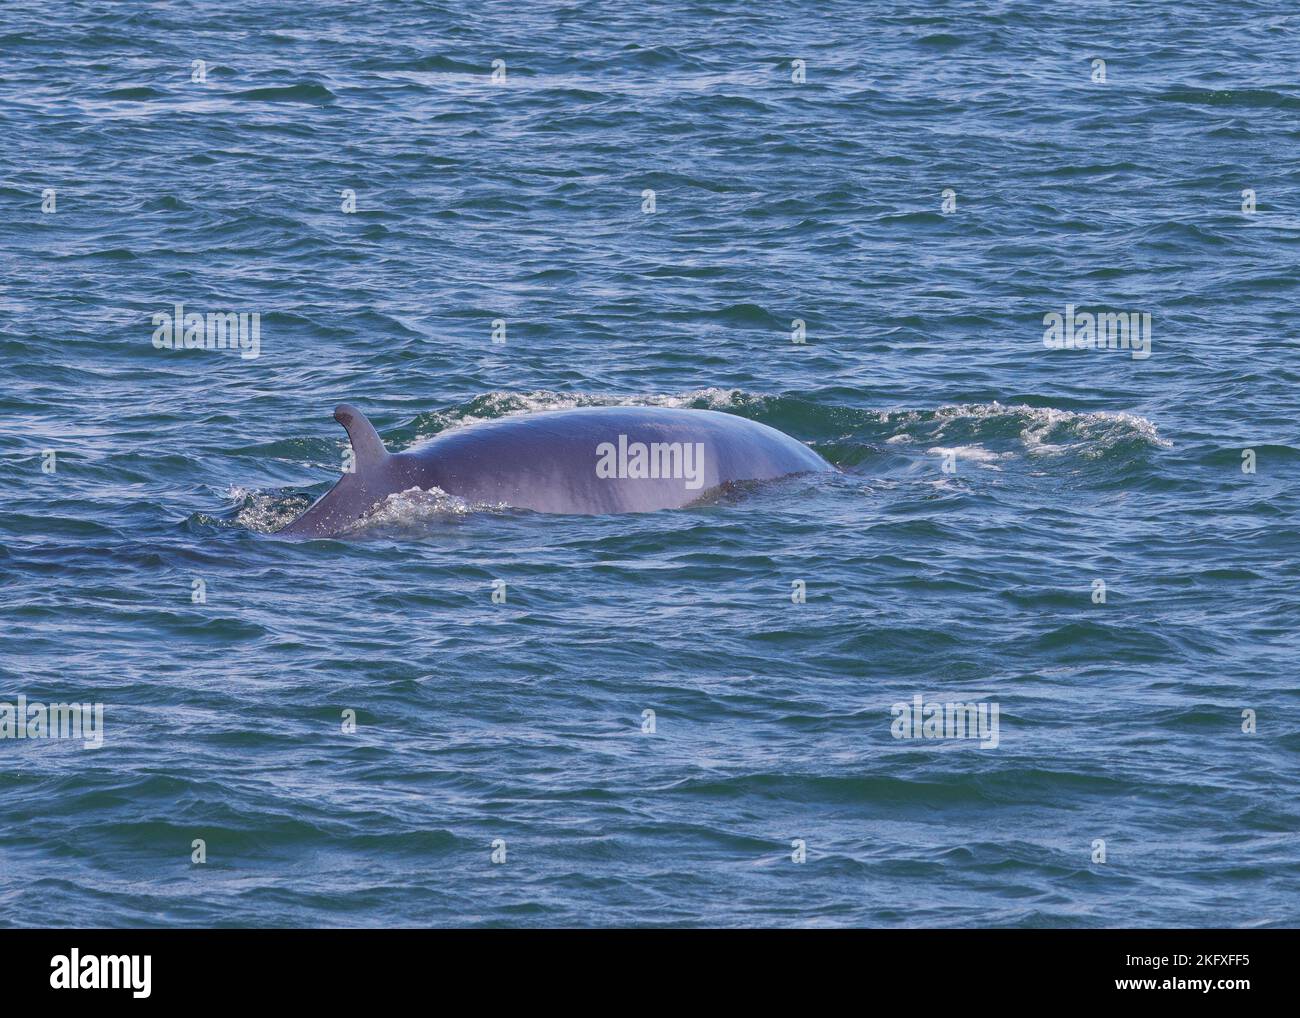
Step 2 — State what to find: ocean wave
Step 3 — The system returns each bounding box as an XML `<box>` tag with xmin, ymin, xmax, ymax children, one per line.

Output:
<box><xmin>1154</xmin><ymin>87</ymin><xmax>1300</xmax><ymax>111</ymax></box>
<box><xmin>227</xmin><ymin>82</ymin><xmax>336</xmax><ymax>104</ymax></box>
<box><xmin>399</xmin><ymin>391</ymin><xmax>1169</xmax><ymax>471</ymax></box>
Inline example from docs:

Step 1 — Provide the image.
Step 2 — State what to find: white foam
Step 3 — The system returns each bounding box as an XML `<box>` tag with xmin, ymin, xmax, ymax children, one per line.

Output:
<box><xmin>926</xmin><ymin>445</ymin><xmax>1010</xmax><ymax>469</ymax></box>
<box><xmin>344</xmin><ymin>486</ymin><xmax>504</xmax><ymax>534</ymax></box>
<box><xmin>225</xmin><ymin>485</ymin><xmax>306</xmax><ymax>534</ymax></box>
<box><xmin>889</xmin><ymin>401</ymin><xmax>1169</xmax><ymax>460</ymax></box>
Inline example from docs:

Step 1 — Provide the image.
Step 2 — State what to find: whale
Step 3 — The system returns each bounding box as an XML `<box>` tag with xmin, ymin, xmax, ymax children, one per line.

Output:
<box><xmin>276</xmin><ymin>403</ymin><xmax>835</xmax><ymax>538</ymax></box>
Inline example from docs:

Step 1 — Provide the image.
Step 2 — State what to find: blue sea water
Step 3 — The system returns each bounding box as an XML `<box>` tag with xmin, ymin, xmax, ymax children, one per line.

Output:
<box><xmin>1</xmin><ymin>1</ymin><xmax>1298</xmax><ymax>928</ymax></box>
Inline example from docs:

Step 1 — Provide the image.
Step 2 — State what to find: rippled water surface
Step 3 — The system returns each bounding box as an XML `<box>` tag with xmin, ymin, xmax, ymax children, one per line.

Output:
<box><xmin>1</xmin><ymin>1</ymin><xmax>1298</xmax><ymax>927</ymax></box>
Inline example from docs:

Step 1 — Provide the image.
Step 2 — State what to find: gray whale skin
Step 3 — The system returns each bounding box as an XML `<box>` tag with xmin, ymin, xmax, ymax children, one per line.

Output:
<box><xmin>277</xmin><ymin>403</ymin><xmax>834</xmax><ymax>538</ymax></box>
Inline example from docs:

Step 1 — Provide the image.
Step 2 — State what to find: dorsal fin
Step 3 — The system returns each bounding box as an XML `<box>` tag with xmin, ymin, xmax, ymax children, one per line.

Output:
<box><xmin>334</xmin><ymin>404</ymin><xmax>388</xmax><ymax>470</ymax></box>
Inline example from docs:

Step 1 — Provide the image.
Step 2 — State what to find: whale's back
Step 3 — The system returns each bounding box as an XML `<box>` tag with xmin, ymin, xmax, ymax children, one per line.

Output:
<box><xmin>398</xmin><ymin>406</ymin><xmax>833</xmax><ymax>514</ymax></box>
<box><xmin>278</xmin><ymin>404</ymin><xmax>832</xmax><ymax>536</ymax></box>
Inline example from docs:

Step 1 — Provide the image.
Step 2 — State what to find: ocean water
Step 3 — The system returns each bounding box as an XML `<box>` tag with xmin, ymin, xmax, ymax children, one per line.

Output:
<box><xmin>1</xmin><ymin>0</ymin><xmax>1298</xmax><ymax>928</ymax></box>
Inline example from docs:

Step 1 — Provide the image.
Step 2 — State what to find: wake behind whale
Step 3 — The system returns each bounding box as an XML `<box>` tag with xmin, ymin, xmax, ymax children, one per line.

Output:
<box><xmin>276</xmin><ymin>404</ymin><xmax>835</xmax><ymax>538</ymax></box>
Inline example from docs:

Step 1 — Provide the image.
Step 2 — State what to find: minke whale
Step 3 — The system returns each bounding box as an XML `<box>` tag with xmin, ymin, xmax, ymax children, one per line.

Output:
<box><xmin>276</xmin><ymin>403</ymin><xmax>835</xmax><ymax>538</ymax></box>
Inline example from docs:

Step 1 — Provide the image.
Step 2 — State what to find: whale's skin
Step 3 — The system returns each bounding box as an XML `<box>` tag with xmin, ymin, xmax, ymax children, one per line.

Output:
<box><xmin>276</xmin><ymin>404</ymin><xmax>834</xmax><ymax>538</ymax></box>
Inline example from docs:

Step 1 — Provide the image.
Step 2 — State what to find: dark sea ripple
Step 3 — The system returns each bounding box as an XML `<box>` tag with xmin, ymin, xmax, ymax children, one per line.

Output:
<box><xmin>0</xmin><ymin>1</ymin><xmax>1297</xmax><ymax>927</ymax></box>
